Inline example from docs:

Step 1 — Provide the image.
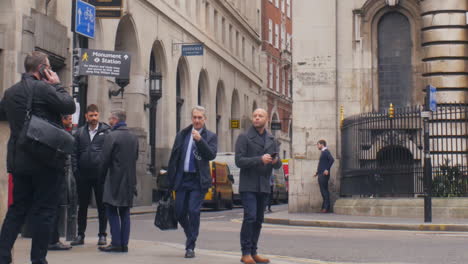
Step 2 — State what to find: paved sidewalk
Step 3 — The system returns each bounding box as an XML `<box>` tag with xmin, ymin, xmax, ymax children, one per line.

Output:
<box><xmin>264</xmin><ymin>210</ymin><xmax>468</xmax><ymax>232</ymax></box>
<box><xmin>13</xmin><ymin>238</ymin><xmax>339</xmax><ymax>264</ymax></box>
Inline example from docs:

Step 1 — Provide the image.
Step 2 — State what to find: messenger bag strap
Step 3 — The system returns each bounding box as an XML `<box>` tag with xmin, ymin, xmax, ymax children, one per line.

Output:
<box><xmin>22</xmin><ymin>79</ymin><xmax>35</xmax><ymax>121</ymax></box>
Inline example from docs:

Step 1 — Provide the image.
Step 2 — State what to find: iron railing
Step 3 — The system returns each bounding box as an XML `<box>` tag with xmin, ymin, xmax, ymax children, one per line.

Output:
<box><xmin>341</xmin><ymin>104</ymin><xmax>468</xmax><ymax>197</ymax></box>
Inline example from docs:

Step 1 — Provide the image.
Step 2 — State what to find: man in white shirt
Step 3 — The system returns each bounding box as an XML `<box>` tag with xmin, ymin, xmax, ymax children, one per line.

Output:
<box><xmin>71</xmin><ymin>104</ymin><xmax>111</xmax><ymax>246</ymax></box>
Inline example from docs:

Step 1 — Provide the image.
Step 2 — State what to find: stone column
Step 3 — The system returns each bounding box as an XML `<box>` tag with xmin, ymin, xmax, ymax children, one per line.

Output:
<box><xmin>421</xmin><ymin>0</ymin><xmax>468</xmax><ymax>103</ymax></box>
<box><xmin>290</xmin><ymin>0</ymin><xmax>338</xmax><ymax>213</ymax></box>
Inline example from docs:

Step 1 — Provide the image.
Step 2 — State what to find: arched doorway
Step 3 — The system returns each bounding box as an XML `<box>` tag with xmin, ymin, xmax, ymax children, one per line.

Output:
<box><xmin>216</xmin><ymin>81</ymin><xmax>227</xmax><ymax>151</ymax></box>
<box><xmin>378</xmin><ymin>12</ymin><xmax>412</xmax><ymax>110</ymax></box>
<box><xmin>231</xmin><ymin>90</ymin><xmax>241</xmax><ymax>151</ymax></box>
<box><xmin>176</xmin><ymin>57</ymin><xmax>190</xmax><ymax>132</ymax></box>
<box><xmin>114</xmin><ymin>15</ymin><xmax>142</xmax><ymax>127</ymax></box>
<box><xmin>197</xmin><ymin>69</ymin><xmax>209</xmax><ymax>107</ymax></box>
<box><xmin>376</xmin><ymin>145</ymin><xmax>415</xmax><ymax>195</ymax></box>
<box><xmin>271</xmin><ymin>112</ymin><xmax>279</xmax><ymax>136</ymax></box>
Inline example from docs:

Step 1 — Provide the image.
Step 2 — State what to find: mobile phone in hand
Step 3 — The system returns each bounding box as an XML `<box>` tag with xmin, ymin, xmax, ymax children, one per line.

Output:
<box><xmin>271</xmin><ymin>152</ymin><xmax>278</xmax><ymax>159</ymax></box>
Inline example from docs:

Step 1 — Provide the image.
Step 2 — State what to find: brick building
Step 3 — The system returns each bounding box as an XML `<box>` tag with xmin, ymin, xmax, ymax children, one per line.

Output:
<box><xmin>261</xmin><ymin>0</ymin><xmax>293</xmax><ymax>159</ymax></box>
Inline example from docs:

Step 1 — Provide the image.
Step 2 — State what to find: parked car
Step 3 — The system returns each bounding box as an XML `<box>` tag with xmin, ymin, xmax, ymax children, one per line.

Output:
<box><xmin>272</xmin><ymin>167</ymin><xmax>288</xmax><ymax>204</ymax></box>
<box><xmin>213</xmin><ymin>152</ymin><xmax>241</xmax><ymax>204</ymax></box>
<box><xmin>203</xmin><ymin>161</ymin><xmax>235</xmax><ymax>210</ymax></box>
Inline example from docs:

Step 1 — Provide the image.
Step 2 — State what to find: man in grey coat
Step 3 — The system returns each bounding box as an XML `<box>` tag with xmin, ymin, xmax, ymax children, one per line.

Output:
<box><xmin>98</xmin><ymin>110</ymin><xmax>139</xmax><ymax>253</ymax></box>
<box><xmin>235</xmin><ymin>108</ymin><xmax>282</xmax><ymax>264</ymax></box>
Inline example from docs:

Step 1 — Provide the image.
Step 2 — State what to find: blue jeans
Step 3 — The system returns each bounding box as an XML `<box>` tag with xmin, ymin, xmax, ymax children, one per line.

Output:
<box><xmin>106</xmin><ymin>206</ymin><xmax>130</xmax><ymax>247</ymax></box>
<box><xmin>240</xmin><ymin>192</ymin><xmax>268</xmax><ymax>256</ymax></box>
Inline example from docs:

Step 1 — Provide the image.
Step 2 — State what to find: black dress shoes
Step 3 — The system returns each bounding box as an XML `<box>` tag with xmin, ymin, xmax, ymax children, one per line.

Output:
<box><xmin>185</xmin><ymin>249</ymin><xmax>195</xmax><ymax>258</ymax></box>
<box><xmin>122</xmin><ymin>246</ymin><xmax>128</xmax><ymax>253</ymax></box>
<box><xmin>48</xmin><ymin>241</ymin><xmax>72</xmax><ymax>251</ymax></box>
<box><xmin>97</xmin><ymin>235</ymin><xmax>107</xmax><ymax>246</ymax></box>
<box><xmin>70</xmin><ymin>235</ymin><xmax>84</xmax><ymax>246</ymax></box>
<box><xmin>99</xmin><ymin>245</ymin><xmax>122</xmax><ymax>253</ymax></box>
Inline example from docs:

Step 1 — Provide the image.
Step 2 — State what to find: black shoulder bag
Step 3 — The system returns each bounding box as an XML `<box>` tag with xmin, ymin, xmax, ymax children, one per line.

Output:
<box><xmin>17</xmin><ymin>80</ymin><xmax>75</xmax><ymax>170</ymax></box>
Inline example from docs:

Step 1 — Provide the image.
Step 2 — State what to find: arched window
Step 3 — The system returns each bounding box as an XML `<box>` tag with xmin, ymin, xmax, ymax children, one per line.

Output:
<box><xmin>378</xmin><ymin>12</ymin><xmax>412</xmax><ymax>110</ymax></box>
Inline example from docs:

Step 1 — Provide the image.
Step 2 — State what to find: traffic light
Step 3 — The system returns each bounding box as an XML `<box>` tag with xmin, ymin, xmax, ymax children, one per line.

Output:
<box><xmin>72</xmin><ymin>48</ymin><xmax>81</xmax><ymax>77</ymax></box>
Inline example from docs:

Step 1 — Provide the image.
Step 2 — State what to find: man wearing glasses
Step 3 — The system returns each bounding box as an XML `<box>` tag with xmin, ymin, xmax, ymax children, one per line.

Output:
<box><xmin>167</xmin><ymin>106</ymin><xmax>217</xmax><ymax>259</ymax></box>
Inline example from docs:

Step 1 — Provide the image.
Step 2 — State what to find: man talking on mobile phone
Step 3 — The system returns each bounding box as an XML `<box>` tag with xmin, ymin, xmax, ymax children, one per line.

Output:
<box><xmin>0</xmin><ymin>51</ymin><xmax>75</xmax><ymax>264</ymax></box>
<box><xmin>235</xmin><ymin>108</ymin><xmax>282</xmax><ymax>264</ymax></box>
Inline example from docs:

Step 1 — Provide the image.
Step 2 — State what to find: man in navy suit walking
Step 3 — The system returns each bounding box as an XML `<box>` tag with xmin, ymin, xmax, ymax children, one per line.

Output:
<box><xmin>167</xmin><ymin>106</ymin><xmax>217</xmax><ymax>259</ymax></box>
<box><xmin>314</xmin><ymin>140</ymin><xmax>335</xmax><ymax>213</ymax></box>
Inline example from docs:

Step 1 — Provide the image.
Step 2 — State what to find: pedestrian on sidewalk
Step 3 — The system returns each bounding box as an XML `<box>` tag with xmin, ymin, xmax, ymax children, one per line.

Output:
<box><xmin>167</xmin><ymin>106</ymin><xmax>217</xmax><ymax>259</ymax></box>
<box><xmin>71</xmin><ymin>104</ymin><xmax>110</xmax><ymax>246</ymax></box>
<box><xmin>314</xmin><ymin>140</ymin><xmax>335</xmax><ymax>213</ymax></box>
<box><xmin>0</xmin><ymin>51</ymin><xmax>75</xmax><ymax>264</ymax></box>
<box><xmin>48</xmin><ymin>115</ymin><xmax>74</xmax><ymax>251</ymax></box>
<box><xmin>235</xmin><ymin>108</ymin><xmax>282</xmax><ymax>264</ymax></box>
<box><xmin>98</xmin><ymin>110</ymin><xmax>139</xmax><ymax>253</ymax></box>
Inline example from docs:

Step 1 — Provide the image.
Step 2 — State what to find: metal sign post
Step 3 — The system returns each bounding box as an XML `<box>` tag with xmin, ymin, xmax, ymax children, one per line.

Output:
<box><xmin>422</xmin><ymin>85</ymin><xmax>436</xmax><ymax>223</ymax></box>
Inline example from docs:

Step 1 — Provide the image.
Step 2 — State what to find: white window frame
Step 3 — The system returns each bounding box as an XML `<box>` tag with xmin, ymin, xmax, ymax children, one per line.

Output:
<box><xmin>275</xmin><ymin>24</ymin><xmax>279</xmax><ymax>48</ymax></box>
<box><xmin>276</xmin><ymin>65</ymin><xmax>280</xmax><ymax>92</ymax></box>
<box><xmin>275</xmin><ymin>0</ymin><xmax>279</xmax><ymax>8</ymax></box>
<box><xmin>269</xmin><ymin>61</ymin><xmax>273</xmax><ymax>89</ymax></box>
<box><xmin>281</xmin><ymin>0</ymin><xmax>285</xmax><ymax>14</ymax></box>
<box><xmin>287</xmin><ymin>0</ymin><xmax>291</xmax><ymax>18</ymax></box>
<box><xmin>268</xmin><ymin>19</ymin><xmax>273</xmax><ymax>44</ymax></box>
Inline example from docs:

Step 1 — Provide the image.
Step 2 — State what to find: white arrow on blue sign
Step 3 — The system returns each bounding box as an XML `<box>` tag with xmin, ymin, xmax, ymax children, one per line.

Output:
<box><xmin>75</xmin><ymin>0</ymin><xmax>95</xmax><ymax>39</ymax></box>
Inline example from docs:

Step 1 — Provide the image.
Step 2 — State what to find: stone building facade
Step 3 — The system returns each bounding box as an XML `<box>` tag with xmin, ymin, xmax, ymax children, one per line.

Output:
<box><xmin>291</xmin><ymin>0</ymin><xmax>468</xmax><ymax>213</ymax></box>
<box><xmin>0</xmin><ymin>0</ymin><xmax>265</xmax><ymax>213</ymax></box>
<box><xmin>261</xmin><ymin>0</ymin><xmax>293</xmax><ymax>159</ymax></box>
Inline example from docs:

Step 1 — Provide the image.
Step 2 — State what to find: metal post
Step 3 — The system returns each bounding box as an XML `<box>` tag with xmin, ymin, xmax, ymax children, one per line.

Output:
<box><xmin>422</xmin><ymin>87</ymin><xmax>432</xmax><ymax>223</ymax></box>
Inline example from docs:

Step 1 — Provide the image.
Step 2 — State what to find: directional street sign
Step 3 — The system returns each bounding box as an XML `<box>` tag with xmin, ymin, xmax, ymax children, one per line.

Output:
<box><xmin>75</xmin><ymin>0</ymin><xmax>96</xmax><ymax>38</ymax></box>
<box><xmin>75</xmin><ymin>48</ymin><xmax>131</xmax><ymax>78</ymax></box>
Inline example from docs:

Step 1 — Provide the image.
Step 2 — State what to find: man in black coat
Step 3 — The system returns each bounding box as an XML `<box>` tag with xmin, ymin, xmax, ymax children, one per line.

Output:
<box><xmin>314</xmin><ymin>139</ymin><xmax>335</xmax><ymax>213</ymax></box>
<box><xmin>167</xmin><ymin>106</ymin><xmax>217</xmax><ymax>258</ymax></box>
<box><xmin>99</xmin><ymin>110</ymin><xmax>139</xmax><ymax>253</ymax></box>
<box><xmin>0</xmin><ymin>51</ymin><xmax>75</xmax><ymax>264</ymax></box>
<box><xmin>235</xmin><ymin>108</ymin><xmax>282</xmax><ymax>264</ymax></box>
<box><xmin>71</xmin><ymin>104</ymin><xmax>110</xmax><ymax>246</ymax></box>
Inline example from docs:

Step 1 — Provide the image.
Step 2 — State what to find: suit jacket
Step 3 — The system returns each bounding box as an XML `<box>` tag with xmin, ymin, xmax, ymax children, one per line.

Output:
<box><xmin>167</xmin><ymin>125</ymin><xmax>217</xmax><ymax>191</ymax></box>
<box><xmin>317</xmin><ymin>149</ymin><xmax>334</xmax><ymax>175</ymax></box>
<box><xmin>235</xmin><ymin>126</ymin><xmax>282</xmax><ymax>193</ymax></box>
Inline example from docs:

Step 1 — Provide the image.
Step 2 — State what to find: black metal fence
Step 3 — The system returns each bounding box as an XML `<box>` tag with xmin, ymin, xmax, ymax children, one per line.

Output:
<box><xmin>340</xmin><ymin>104</ymin><xmax>468</xmax><ymax>197</ymax></box>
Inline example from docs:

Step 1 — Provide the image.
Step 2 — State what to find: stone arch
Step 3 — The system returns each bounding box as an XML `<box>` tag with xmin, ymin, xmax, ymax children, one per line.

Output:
<box><xmin>231</xmin><ymin>89</ymin><xmax>241</xmax><ymax>151</ymax></box>
<box><xmin>359</xmin><ymin>0</ymin><xmax>422</xmax><ymax>110</ymax></box>
<box><xmin>115</xmin><ymin>15</ymin><xmax>142</xmax><ymax>75</ymax></box>
<box><xmin>176</xmin><ymin>56</ymin><xmax>191</xmax><ymax>132</ymax></box>
<box><xmin>216</xmin><ymin>80</ymin><xmax>227</xmax><ymax>151</ymax></box>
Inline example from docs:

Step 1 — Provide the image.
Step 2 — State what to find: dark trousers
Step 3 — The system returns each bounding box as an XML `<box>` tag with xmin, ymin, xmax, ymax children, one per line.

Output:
<box><xmin>49</xmin><ymin>207</ymin><xmax>62</xmax><ymax>244</ymax></box>
<box><xmin>106</xmin><ymin>206</ymin><xmax>130</xmax><ymax>247</ymax></box>
<box><xmin>318</xmin><ymin>174</ymin><xmax>330</xmax><ymax>210</ymax></box>
<box><xmin>175</xmin><ymin>189</ymin><xmax>204</xmax><ymax>250</ymax></box>
<box><xmin>76</xmin><ymin>175</ymin><xmax>107</xmax><ymax>237</ymax></box>
<box><xmin>0</xmin><ymin>171</ymin><xmax>61</xmax><ymax>264</ymax></box>
<box><xmin>240</xmin><ymin>192</ymin><xmax>268</xmax><ymax>256</ymax></box>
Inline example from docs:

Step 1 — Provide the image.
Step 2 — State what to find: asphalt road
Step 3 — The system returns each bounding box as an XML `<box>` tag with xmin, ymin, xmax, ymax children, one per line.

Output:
<box><xmin>85</xmin><ymin>204</ymin><xmax>468</xmax><ymax>264</ymax></box>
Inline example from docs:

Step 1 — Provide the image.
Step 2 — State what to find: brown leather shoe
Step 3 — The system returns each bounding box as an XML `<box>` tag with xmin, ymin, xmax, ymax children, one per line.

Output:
<box><xmin>252</xmin><ymin>255</ymin><xmax>270</xmax><ymax>263</ymax></box>
<box><xmin>240</xmin><ymin>255</ymin><xmax>256</xmax><ymax>264</ymax></box>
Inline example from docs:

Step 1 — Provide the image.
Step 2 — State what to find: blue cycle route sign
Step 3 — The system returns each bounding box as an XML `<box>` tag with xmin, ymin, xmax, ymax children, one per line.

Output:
<box><xmin>75</xmin><ymin>0</ymin><xmax>95</xmax><ymax>39</ymax></box>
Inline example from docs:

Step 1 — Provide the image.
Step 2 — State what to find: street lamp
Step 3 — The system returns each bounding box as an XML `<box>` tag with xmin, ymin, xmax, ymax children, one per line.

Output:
<box><xmin>144</xmin><ymin>72</ymin><xmax>163</xmax><ymax>110</ymax></box>
<box><xmin>145</xmin><ymin>72</ymin><xmax>163</xmax><ymax>177</ymax></box>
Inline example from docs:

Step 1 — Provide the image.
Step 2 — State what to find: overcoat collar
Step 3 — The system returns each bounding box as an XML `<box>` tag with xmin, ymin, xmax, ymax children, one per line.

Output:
<box><xmin>247</xmin><ymin>125</ymin><xmax>275</xmax><ymax>151</ymax></box>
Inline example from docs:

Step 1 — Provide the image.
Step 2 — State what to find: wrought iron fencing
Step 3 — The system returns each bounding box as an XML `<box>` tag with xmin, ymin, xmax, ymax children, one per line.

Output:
<box><xmin>340</xmin><ymin>104</ymin><xmax>468</xmax><ymax>197</ymax></box>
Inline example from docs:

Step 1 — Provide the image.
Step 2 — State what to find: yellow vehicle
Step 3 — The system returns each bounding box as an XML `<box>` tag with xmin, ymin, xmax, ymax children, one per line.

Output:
<box><xmin>204</xmin><ymin>161</ymin><xmax>235</xmax><ymax>210</ymax></box>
